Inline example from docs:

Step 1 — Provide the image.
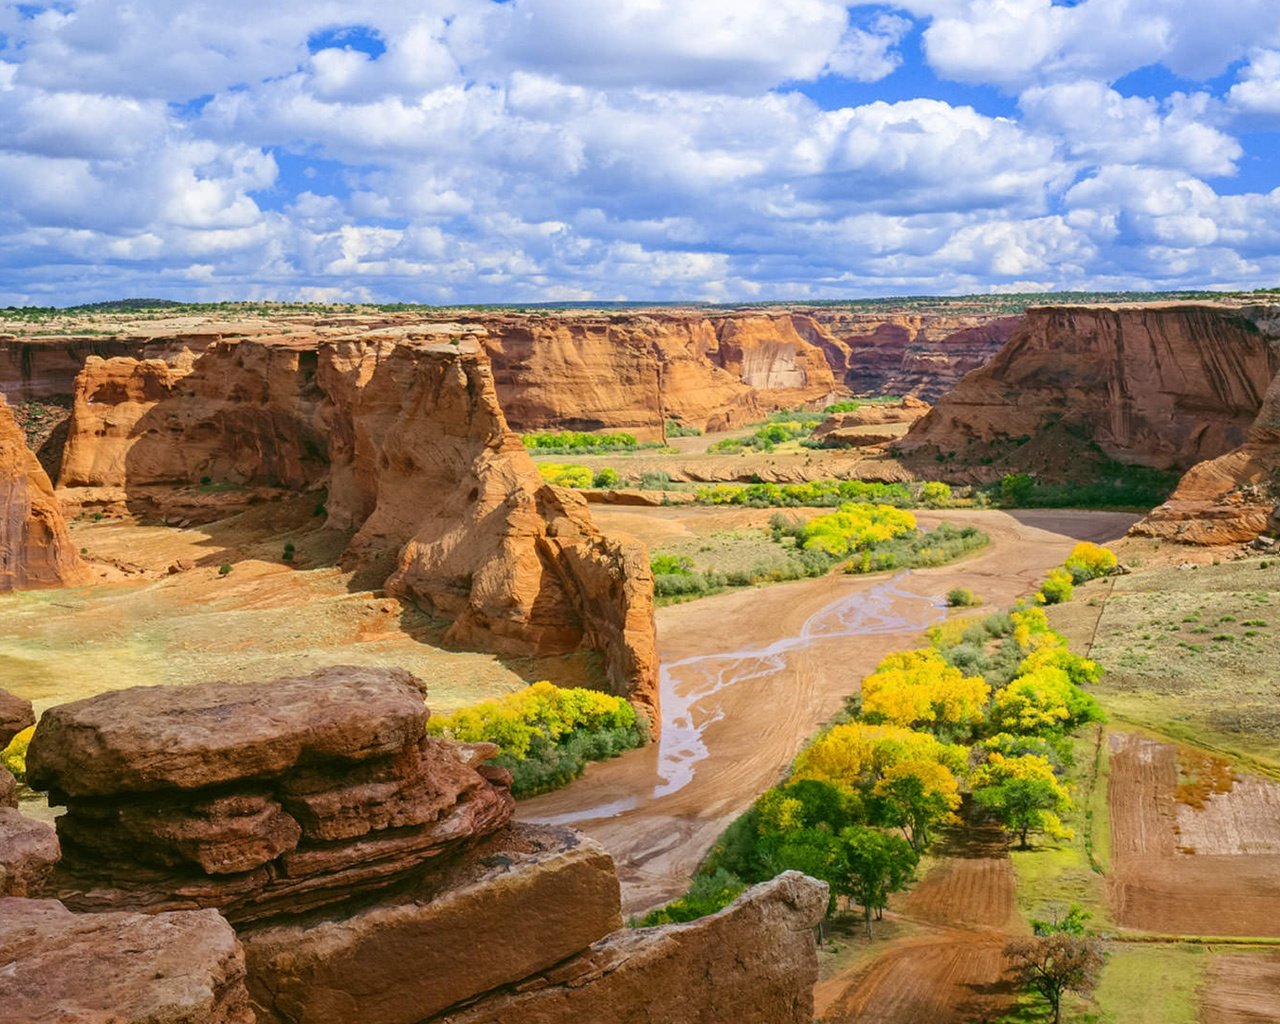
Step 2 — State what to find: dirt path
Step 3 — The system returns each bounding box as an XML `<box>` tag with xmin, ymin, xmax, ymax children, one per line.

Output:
<box><xmin>522</xmin><ymin>508</ymin><xmax>1135</xmax><ymax>913</ymax></box>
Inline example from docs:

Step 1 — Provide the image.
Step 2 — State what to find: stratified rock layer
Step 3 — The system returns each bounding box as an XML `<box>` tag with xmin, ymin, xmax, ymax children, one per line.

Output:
<box><xmin>435</xmin><ymin>871</ymin><xmax>828</xmax><ymax>1024</ymax></box>
<box><xmin>29</xmin><ymin>668</ymin><xmax>515</xmax><ymax>923</ymax></box>
<box><xmin>243</xmin><ymin>824</ymin><xmax>623</xmax><ymax>1024</ymax></box>
<box><xmin>0</xmin><ymin>897</ymin><xmax>253</xmax><ymax>1024</ymax></box>
<box><xmin>1135</xmin><ymin>362</ymin><xmax>1280</xmax><ymax>544</ymax></box>
<box><xmin>904</xmin><ymin>305</ymin><xmax>1280</xmax><ymax>471</ymax></box>
<box><xmin>0</xmin><ymin>394</ymin><xmax>89</xmax><ymax>591</ymax></box>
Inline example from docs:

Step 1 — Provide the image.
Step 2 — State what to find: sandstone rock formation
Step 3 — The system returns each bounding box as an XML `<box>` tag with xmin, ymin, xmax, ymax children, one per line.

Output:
<box><xmin>812</xmin><ymin>395</ymin><xmax>931</xmax><ymax>448</ymax></box>
<box><xmin>54</xmin><ymin>329</ymin><xmax>659</xmax><ymax>715</ymax></box>
<box><xmin>14</xmin><ymin>669</ymin><xmax>827</xmax><ymax>1024</ymax></box>
<box><xmin>0</xmin><ymin>808</ymin><xmax>60</xmax><ymax>895</ymax></box>
<box><xmin>0</xmin><ymin>687</ymin><xmax>34</xmax><ymax>748</ymax></box>
<box><xmin>0</xmin><ymin>897</ymin><xmax>253</xmax><ymax>1024</ymax></box>
<box><xmin>902</xmin><ymin>305</ymin><xmax>1280</xmax><ymax>472</ymax></box>
<box><xmin>437</xmin><ymin>871</ymin><xmax>828</xmax><ymax>1024</ymax></box>
<box><xmin>29</xmin><ymin>667</ymin><xmax>515</xmax><ymax>923</ymax></box>
<box><xmin>243</xmin><ymin>824</ymin><xmax>623</xmax><ymax>1024</ymax></box>
<box><xmin>1135</xmin><ymin>362</ymin><xmax>1280</xmax><ymax>544</ymax></box>
<box><xmin>0</xmin><ymin>394</ymin><xmax>90</xmax><ymax>591</ymax></box>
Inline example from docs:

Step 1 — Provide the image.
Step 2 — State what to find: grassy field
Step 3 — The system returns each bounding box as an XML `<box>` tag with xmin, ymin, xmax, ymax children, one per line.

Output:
<box><xmin>1056</xmin><ymin>558</ymin><xmax>1280</xmax><ymax>774</ymax></box>
<box><xmin>1084</xmin><ymin>944</ymin><xmax>1206</xmax><ymax>1024</ymax></box>
<box><xmin>1008</xmin><ymin>728</ymin><xmax>1112</xmax><ymax>929</ymax></box>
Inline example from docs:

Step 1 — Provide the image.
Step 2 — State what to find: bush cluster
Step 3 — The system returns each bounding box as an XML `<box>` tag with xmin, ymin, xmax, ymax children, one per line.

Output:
<box><xmin>426</xmin><ymin>682</ymin><xmax>647</xmax><ymax>798</ymax></box>
<box><xmin>693</xmin><ymin>479</ymin><xmax>915</xmax><ymax>508</ymax></box>
<box><xmin>1035</xmin><ymin>542</ymin><xmax>1118</xmax><ymax>604</ymax></box>
<box><xmin>521</xmin><ymin>431</ymin><xmax>641</xmax><ymax>454</ymax></box>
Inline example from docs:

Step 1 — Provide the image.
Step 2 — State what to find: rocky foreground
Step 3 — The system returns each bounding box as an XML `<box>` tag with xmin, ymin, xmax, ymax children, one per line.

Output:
<box><xmin>0</xmin><ymin>674</ymin><xmax>827</xmax><ymax>1023</ymax></box>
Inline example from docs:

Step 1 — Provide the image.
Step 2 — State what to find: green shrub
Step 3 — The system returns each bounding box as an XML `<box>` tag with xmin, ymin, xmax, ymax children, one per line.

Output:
<box><xmin>427</xmin><ymin>681</ymin><xmax>646</xmax><ymax>798</ymax></box>
<box><xmin>538</xmin><ymin>463</ymin><xmax>594</xmax><ymax>488</ymax></box>
<box><xmin>947</xmin><ymin>587</ymin><xmax>979</xmax><ymax>607</ymax></box>
<box><xmin>592</xmin><ymin>467</ymin><xmax>620</xmax><ymax>488</ymax></box>
<box><xmin>1036</xmin><ymin>568</ymin><xmax>1075</xmax><ymax>605</ymax></box>
<box><xmin>665</xmin><ymin>421</ymin><xmax>702</xmax><ymax>438</ymax></box>
<box><xmin>218</xmin><ymin>564</ymin><xmax>232</xmax><ymax>577</ymax></box>
<box><xmin>920</xmin><ymin>482</ymin><xmax>953</xmax><ymax>508</ymax></box>
<box><xmin>637</xmin><ymin>869</ymin><xmax>745</xmax><ymax>926</ymax></box>
<box><xmin>639</xmin><ymin>471</ymin><xmax>672</xmax><ymax>490</ymax></box>
<box><xmin>521</xmin><ymin>431</ymin><xmax>639</xmax><ymax>453</ymax></box>
<box><xmin>651</xmin><ymin>553</ymin><xmax>694</xmax><ymax>575</ymax></box>
<box><xmin>2</xmin><ymin>726</ymin><xmax>34</xmax><ymax>783</ymax></box>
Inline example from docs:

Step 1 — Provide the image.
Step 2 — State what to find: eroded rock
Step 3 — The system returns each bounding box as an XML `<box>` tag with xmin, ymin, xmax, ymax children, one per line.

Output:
<box><xmin>0</xmin><ymin>807</ymin><xmax>59</xmax><ymax>896</ymax></box>
<box><xmin>0</xmin><ymin>687</ymin><xmax>34</xmax><ymax>748</ymax></box>
<box><xmin>0</xmin><ymin>897</ymin><xmax>253</xmax><ymax>1024</ymax></box>
<box><xmin>30</xmin><ymin>668</ymin><xmax>515</xmax><ymax>923</ymax></box>
<box><xmin>435</xmin><ymin>871</ymin><xmax>829</xmax><ymax>1024</ymax></box>
<box><xmin>0</xmin><ymin>394</ymin><xmax>90</xmax><ymax>592</ymax></box>
<box><xmin>243</xmin><ymin>824</ymin><xmax>623</xmax><ymax>1024</ymax></box>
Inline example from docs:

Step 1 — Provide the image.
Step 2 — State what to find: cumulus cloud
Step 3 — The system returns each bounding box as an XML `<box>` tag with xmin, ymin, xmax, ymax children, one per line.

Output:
<box><xmin>0</xmin><ymin>0</ymin><xmax>1278</xmax><ymax>303</ymax></box>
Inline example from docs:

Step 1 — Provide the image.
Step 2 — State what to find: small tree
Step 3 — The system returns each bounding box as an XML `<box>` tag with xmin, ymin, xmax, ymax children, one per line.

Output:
<box><xmin>871</xmin><ymin>761</ymin><xmax>960</xmax><ymax>852</ymax></box>
<box><xmin>837</xmin><ymin>825</ymin><xmax>919</xmax><ymax>939</ymax></box>
<box><xmin>1005</xmin><ymin>932</ymin><xmax>1106</xmax><ymax>1024</ymax></box>
<box><xmin>975</xmin><ymin>774</ymin><xmax>1071</xmax><ymax>850</ymax></box>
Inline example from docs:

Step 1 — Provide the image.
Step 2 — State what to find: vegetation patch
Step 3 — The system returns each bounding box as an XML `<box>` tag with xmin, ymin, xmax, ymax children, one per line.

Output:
<box><xmin>521</xmin><ymin>430</ymin><xmax>668</xmax><ymax>455</ymax></box>
<box><xmin>642</xmin><ymin>548</ymin><xmax>1116</xmax><ymax>935</ymax></box>
<box><xmin>425</xmin><ymin>681</ymin><xmax>647</xmax><ymax>797</ymax></box>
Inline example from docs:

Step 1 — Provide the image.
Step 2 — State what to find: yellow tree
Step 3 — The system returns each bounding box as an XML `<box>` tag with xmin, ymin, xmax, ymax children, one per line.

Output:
<box><xmin>860</xmin><ymin>648</ymin><xmax>991</xmax><ymax>733</ymax></box>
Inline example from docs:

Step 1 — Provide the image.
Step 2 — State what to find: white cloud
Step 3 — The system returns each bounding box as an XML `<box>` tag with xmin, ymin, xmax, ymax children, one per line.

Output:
<box><xmin>0</xmin><ymin>0</ymin><xmax>1278</xmax><ymax>303</ymax></box>
<box><xmin>1019</xmin><ymin>81</ymin><xmax>1241</xmax><ymax>178</ymax></box>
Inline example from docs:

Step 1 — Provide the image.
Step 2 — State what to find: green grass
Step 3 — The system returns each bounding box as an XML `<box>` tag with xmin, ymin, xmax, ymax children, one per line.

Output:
<box><xmin>1084</xmin><ymin>945</ymin><xmax>1206</xmax><ymax>1024</ymax></box>
<box><xmin>1008</xmin><ymin>728</ymin><xmax>1112</xmax><ymax>926</ymax></box>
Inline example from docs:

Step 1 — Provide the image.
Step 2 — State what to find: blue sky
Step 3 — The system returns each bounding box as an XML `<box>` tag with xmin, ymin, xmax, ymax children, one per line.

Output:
<box><xmin>1</xmin><ymin>1</ymin><xmax>1279</xmax><ymax>304</ymax></box>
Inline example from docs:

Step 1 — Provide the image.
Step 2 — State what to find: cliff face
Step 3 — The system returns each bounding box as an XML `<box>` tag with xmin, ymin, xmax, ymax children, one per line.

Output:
<box><xmin>473</xmin><ymin>309</ymin><xmax>1013</xmax><ymax>438</ymax></box>
<box><xmin>790</xmin><ymin>311</ymin><xmax>1020</xmax><ymax>400</ymax></box>
<box><xmin>54</xmin><ymin>328</ymin><xmax>659</xmax><ymax>715</ymax></box>
<box><xmin>1134</xmin><ymin>362</ymin><xmax>1280</xmax><ymax>544</ymax></box>
<box><xmin>0</xmin><ymin>395</ymin><xmax>90</xmax><ymax>592</ymax></box>
<box><xmin>903</xmin><ymin>305</ymin><xmax>1280</xmax><ymax>471</ymax></box>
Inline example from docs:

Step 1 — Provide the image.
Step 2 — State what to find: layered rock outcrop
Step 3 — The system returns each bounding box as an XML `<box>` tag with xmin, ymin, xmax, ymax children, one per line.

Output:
<box><xmin>901</xmin><ymin>303</ymin><xmax>1280</xmax><ymax>544</ymax></box>
<box><xmin>903</xmin><ymin>305</ymin><xmax>1280</xmax><ymax>471</ymax></box>
<box><xmin>13</xmin><ymin>668</ymin><xmax>827</xmax><ymax>1024</ymax></box>
<box><xmin>438</xmin><ymin>871</ymin><xmax>827</xmax><ymax>1024</ymax></box>
<box><xmin>1135</xmin><ymin>363</ymin><xmax>1280</xmax><ymax>544</ymax></box>
<box><xmin>812</xmin><ymin>395</ymin><xmax>931</xmax><ymax>448</ymax></box>
<box><xmin>29</xmin><ymin>667</ymin><xmax>515</xmax><ymax>923</ymax></box>
<box><xmin>54</xmin><ymin>328</ymin><xmax>659</xmax><ymax>715</ymax></box>
<box><xmin>0</xmin><ymin>897</ymin><xmax>253</xmax><ymax>1024</ymax></box>
<box><xmin>0</xmin><ymin>394</ymin><xmax>90</xmax><ymax>591</ymax></box>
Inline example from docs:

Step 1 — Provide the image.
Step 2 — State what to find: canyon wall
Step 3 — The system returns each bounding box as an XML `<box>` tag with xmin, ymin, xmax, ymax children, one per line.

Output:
<box><xmin>9</xmin><ymin>669</ymin><xmax>827</xmax><ymax>1024</ymax></box>
<box><xmin>0</xmin><ymin>394</ymin><xmax>90</xmax><ymax>592</ymax></box>
<box><xmin>53</xmin><ymin>327</ymin><xmax>659</xmax><ymax>716</ymax></box>
<box><xmin>903</xmin><ymin>304</ymin><xmax>1280</xmax><ymax>470</ymax></box>
<box><xmin>472</xmin><ymin>309</ymin><xmax>1015</xmax><ymax>438</ymax></box>
<box><xmin>902</xmin><ymin>303</ymin><xmax>1280</xmax><ymax>544</ymax></box>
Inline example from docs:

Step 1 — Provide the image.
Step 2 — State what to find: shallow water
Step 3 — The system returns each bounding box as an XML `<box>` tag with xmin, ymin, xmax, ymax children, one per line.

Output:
<box><xmin>531</xmin><ymin>573</ymin><xmax>944</xmax><ymax>825</ymax></box>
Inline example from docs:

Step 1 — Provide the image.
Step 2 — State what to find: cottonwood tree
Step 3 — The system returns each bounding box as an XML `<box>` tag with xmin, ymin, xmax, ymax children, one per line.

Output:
<box><xmin>1005</xmin><ymin>932</ymin><xmax>1106</xmax><ymax>1024</ymax></box>
<box><xmin>837</xmin><ymin>826</ymin><xmax>918</xmax><ymax>940</ymax></box>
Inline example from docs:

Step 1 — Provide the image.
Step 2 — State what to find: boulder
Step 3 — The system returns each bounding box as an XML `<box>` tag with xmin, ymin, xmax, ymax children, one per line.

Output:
<box><xmin>26</xmin><ymin>666</ymin><xmax>430</xmax><ymax>797</ymax></box>
<box><xmin>29</xmin><ymin>668</ymin><xmax>515</xmax><ymax>923</ymax></box>
<box><xmin>0</xmin><ymin>767</ymin><xmax>17</xmax><ymax>808</ymax></box>
<box><xmin>0</xmin><ymin>897</ymin><xmax>253</xmax><ymax>1024</ymax></box>
<box><xmin>434</xmin><ymin>871</ymin><xmax>828</xmax><ymax>1024</ymax></box>
<box><xmin>0</xmin><ymin>687</ymin><xmax>34</xmax><ymax>747</ymax></box>
<box><xmin>243</xmin><ymin>824</ymin><xmax>622</xmax><ymax>1024</ymax></box>
<box><xmin>0</xmin><ymin>807</ymin><xmax>59</xmax><ymax>896</ymax></box>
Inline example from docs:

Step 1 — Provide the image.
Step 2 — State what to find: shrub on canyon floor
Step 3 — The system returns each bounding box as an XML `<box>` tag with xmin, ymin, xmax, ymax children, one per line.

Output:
<box><xmin>426</xmin><ymin>681</ymin><xmax>646</xmax><ymax>798</ymax></box>
<box><xmin>537</xmin><ymin>463</ymin><xmax>594</xmax><ymax>488</ymax></box>
<box><xmin>521</xmin><ymin>430</ymin><xmax>640</xmax><ymax>453</ymax></box>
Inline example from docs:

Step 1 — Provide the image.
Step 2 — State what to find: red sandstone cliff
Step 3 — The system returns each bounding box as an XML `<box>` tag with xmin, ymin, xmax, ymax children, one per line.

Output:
<box><xmin>0</xmin><ymin>395</ymin><xmax>90</xmax><ymax>592</ymax></box>
<box><xmin>902</xmin><ymin>305</ymin><xmax>1280</xmax><ymax>472</ymax></box>
<box><xmin>54</xmin><ymin>327</ymin><xmax>659</xmax><ymax>717</ymax></box>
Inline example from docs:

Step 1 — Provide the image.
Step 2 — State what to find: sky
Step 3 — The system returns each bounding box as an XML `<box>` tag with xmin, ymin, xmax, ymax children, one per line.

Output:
<box><xmin>2</xmin><ymin>1</ymin><xmax>1280</xmax><ymax>305</ymax></box>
